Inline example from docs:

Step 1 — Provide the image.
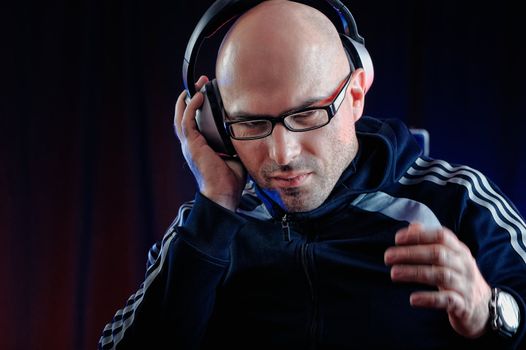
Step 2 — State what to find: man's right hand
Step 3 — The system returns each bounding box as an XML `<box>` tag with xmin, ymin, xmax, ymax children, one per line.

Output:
<box><xmin>174</xmin><ymin>76</ymin><xmax>247</xmax><ymax>212</ymax></box>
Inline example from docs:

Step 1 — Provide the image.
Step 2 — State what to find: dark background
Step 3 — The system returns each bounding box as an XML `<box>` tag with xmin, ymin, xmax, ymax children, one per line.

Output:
<box><xmin>1</xmin><ymin>1</ymin><xmax>525</xmax><ymax>349</ymax></box>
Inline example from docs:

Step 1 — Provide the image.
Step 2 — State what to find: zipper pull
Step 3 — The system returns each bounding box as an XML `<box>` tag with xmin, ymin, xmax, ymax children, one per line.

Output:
<box><xmin>281</xmin><ymin>214</ymin><xmax>291</xmax><ymax>241</ymax></box>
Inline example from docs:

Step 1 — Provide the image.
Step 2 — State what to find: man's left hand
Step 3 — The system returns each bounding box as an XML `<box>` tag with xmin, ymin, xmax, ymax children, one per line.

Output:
<box><xmin>384</xmin><ymin>223</ymin><xmax>491</xmax><ymax>338</ymax></box>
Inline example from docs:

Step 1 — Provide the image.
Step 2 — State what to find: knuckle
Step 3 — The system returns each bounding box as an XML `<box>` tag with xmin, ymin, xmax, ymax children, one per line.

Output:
<box><xmin>402</xmin><ymin>247</ymin><xmax>412</xmax><ymax>260</ymax></box>
<box><xmin>434</xmin><ymin>266</ymin><xmax>448</xmax><ymax>285</ymax></box>
<box><xmin>446</xmin><ymin>293</ymin><xmax>456</xmax><ymax>309</ymax></box>
<box><xmin>443</xmin><ymin>269</ymin><xmax>454</xmax><ymax>286</ymax></box>
<box><xmin>460</xmin><ymin>242</ymin><xmax>472</xmax><ymax>257</ymax></box>
<box><xmin>431</xmin><ymin>245</ymin><xmax>446</xmax><ymax>265</ymax></box>
<box><xmin>416</xmin><ymin>266</ymin><xmax>426</xmax><ymax>280</ymax></box>
<box><xmin>435</xmin><ymin>228</ymin><xmax>447</xmax><ymax>244</ymax></box>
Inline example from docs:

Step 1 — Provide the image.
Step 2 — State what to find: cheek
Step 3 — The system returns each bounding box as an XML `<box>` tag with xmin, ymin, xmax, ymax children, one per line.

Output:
<box><xmin>233</xmin><ymin>140</ymin><xmax>266</xmax><ymax>172</ymax></box>
<box><xmin>336</xmin><ymin>122</ymin><xmax>355</xmax><ymax>144</ymax></box>
<box><xmin>332</xmin><ymin>106</ymin><xmax>357</xmax><ymax>144</ymax></box>
<box><xmin>310</xmin><ymin>122</ymin><xmax>352</xmax><ymax>153</ymax></box>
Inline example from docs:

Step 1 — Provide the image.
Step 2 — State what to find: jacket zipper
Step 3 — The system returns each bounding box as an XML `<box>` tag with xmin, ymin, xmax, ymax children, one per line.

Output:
<box><xmin>301</xmin><ymin>242</ymin><xmax>318</xmax><ymax>347</ymax></box>
<box><xmin>281</xmin><ymin>214</ymin><xmax>291</xmax><ymax>241</ymax></box>
<box><xmin>282</xmin><ymin>214</ymin><xmax>318</xmax><ymax>345</ymax></box>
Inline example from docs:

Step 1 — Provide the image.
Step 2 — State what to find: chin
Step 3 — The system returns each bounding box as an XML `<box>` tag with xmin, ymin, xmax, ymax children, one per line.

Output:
<box><xmin>281</xmin><ymin>190</ymin><xmax>327</xmax><ymax>213</ymax></box>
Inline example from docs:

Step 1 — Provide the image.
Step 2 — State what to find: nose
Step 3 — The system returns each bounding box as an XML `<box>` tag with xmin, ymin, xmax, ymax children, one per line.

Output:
<box><xmin>267</xmin><ymin>124</ymin><xmax>301</xmax><ymax>165</ymax></box>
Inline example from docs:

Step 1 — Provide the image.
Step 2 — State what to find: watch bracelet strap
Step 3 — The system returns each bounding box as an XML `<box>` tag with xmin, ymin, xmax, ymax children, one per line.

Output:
<box><xmin>489</xmin><ymin>287</ymin><xmax>520</xmax><ymax>338</ymax></box>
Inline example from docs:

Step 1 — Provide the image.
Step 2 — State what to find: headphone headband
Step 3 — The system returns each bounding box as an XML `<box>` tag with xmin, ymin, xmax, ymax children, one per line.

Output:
<box><xmin>183</xmin><ymin>0</ymin><xmax>368</xmax><ymax>96</ymax></box>
<box><xmin>181</xmin><ymin>0</ymin><xmax>374</xmax><ymax>156</ymax></box>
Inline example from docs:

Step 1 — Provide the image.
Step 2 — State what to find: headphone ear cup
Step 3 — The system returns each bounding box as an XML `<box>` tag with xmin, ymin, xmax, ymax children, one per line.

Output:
<box><xmin>195</xmin><ymin>80</ymin><xmax>236</xmax><ymax>156</ymax></box>
<box><xmin>339</xmin><ymin>34</ymin><xmax>374</xmax><ymax>93</ymax></box>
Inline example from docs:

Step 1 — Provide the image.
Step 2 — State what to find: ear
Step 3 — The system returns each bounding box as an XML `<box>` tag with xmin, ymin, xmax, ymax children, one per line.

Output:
<box><xmin>348</xmin><ymin>68</ymin><xmax>366</xmax><ymax>122</ymax></box>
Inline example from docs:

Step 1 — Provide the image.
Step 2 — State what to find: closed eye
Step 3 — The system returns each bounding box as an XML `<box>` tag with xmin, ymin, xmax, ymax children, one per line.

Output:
<box><xmin>237</xmin><ymin>120</ymin><xmax>268</xmax><ymax>128</ymax></box>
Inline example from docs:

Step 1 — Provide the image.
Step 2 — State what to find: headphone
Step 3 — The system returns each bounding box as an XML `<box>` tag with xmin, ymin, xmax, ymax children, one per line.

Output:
<box><xmin>182</xmin><ymin>0</ymin><xmax>374</xmax><ymax>156</ymax></box>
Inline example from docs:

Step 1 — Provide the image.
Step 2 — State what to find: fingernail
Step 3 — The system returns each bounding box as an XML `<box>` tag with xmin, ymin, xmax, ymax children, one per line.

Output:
<box><xmin>384</xmin><ymin>250</ymin><xmax>393</xmax><ymax>265</ymax></box>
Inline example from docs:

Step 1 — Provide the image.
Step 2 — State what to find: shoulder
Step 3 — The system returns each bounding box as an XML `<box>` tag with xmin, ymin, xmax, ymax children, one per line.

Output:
<box><xmin>400</xmin><ymin>156</ymin><xmax>525</xmax><ymax>230</ymax></box>
<box><xmin>400</xmin><ymin>156</ymin><xmax>497</xmax><ymax>195</ymax></box>
<box><xmin>145</xmin><ymin>199</ymin><xmax>195</xmax><ymax>271</ymax></box>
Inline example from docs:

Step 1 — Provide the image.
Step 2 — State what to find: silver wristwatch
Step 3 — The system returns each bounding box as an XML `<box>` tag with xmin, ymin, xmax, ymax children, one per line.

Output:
<box><xmin>489</xmin><ymin>287</ymin><xmax>520</xmax><ymax>337</ymax></box>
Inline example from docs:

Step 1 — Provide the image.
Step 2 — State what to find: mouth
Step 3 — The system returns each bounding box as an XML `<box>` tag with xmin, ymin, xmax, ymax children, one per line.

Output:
<box><xmin>269</xmin><ymin>172</ymin><xmax>312</xmax><ymax>188</ymax></box>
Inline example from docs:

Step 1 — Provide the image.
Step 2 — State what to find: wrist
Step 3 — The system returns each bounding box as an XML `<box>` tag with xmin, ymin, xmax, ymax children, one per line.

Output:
<box><xmin>488</xmin><ymin>287</ymin><xmax>521</xmax><ymax>338</ymax></box>
<box><xmin>181</xmin><ymin>192</ymin><xmax>246</xmax><ymax>260</ymax></box>
<box><xmin>201</xmin><ymin>190</ymin><xmax>240</xmax><ymax>212</ymax></box>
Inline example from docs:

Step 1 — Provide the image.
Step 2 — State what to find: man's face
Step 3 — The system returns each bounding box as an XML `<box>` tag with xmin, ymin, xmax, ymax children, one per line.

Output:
<box><xmin>215</xmin><ymin>0</ymin><xmax>366</xmax><ymax>212</ymax></box>
<box><xmin>229</xmin><ymin>75</ymin><xmax>360</xmax><ymax>212</ymax></box>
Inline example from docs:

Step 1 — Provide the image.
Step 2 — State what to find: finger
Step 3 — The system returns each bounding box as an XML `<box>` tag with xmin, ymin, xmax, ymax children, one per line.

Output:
<box><xmin>175</xmin><ymin>89</ymin><xmax>204</xmax><ymax>141</ymax></box>
<box><xmin>180</xmin><ymin>91</ymin><xmax>205</xmax><ymax>142</ymax></box>
<box><xmin>409</xmin><ymin>290</ymin><xmax>466</xmax><ymax>318</ymax></box>
<box><xmin>385</xmin><ymin>244</ymin><xmax>448</xmax><ymax>265</ymax></box>
<box><xmin>395</xmin><ymin>223</ymin><xmax>439</xmax><ymax>245</ymax></box>
<box><xmin>174</xmin><ymin>90</ymin><xmax>188</xmax><ymax>140</ymax></box>
<box><xmin>175</xmin><ymin>75</ymin><xmax>210</xmax><ymax>141</ymax></box>
<box><xmin>174</xmin><ymin>75</ymin><xmax>208</xmax><ymax>140</ymax></box>
<box><xmin>195</xmin><ymin>75</ymin><xmax>209</xmax><ymax>91</ymax></box>
<box><xmin>384</xmin><ymin>244</ymin><xmax>465</xmax><ymax>274</ymax></box>
<box><xmin>390</xmin><ymin>265</ymin><xmax>463</xmax><ymax>290</ymax></box>
<box><xmin>412</xmin><ymin>290</ymin><xmax>489</xmax><ymax>338</ymax></box>
<box><xmin>395</xmin><ymin>225</ymin><xmax>467</xmax><ymax>255</ymax></box>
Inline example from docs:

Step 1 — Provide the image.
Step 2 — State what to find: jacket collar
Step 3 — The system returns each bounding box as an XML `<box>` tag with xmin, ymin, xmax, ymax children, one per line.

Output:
<box><xmin>251</xmin><ymin>116</ymin><xmax>422</xmax><ymax>221</ymax></box>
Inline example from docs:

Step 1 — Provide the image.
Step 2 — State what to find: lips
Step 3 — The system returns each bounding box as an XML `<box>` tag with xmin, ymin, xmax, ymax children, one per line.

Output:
<box><xmin>269</xmin><ymin>172</ymin><xmax>312</xmax><ymax>188</ymax></box>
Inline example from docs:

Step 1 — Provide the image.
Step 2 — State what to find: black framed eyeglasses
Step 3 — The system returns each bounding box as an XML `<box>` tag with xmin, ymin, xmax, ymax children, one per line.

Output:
<box><xmin>224</xmin><ymin>72</ymin><xmax>352</xmax><ymax>140</ymax></box>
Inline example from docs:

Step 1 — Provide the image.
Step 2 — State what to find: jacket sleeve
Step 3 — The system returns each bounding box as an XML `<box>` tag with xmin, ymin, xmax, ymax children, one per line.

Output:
<box><xmin>457</xmin><ymin>174</ymin><xmax>526</xmax><ymax>349</ymax></box>
<box><xmin>98</xmin><ymin>192</ymin><xmax>246</xmax><ymax>349</ymax></box>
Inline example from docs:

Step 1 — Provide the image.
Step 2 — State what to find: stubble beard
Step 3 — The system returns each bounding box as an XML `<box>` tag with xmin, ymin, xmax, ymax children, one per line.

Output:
<box><xmin>256</xmin><ymin>144</ymin><xmax>355</xmax><ymax>212</ymax></box>
<box><xmin>279</xmin><ymin>181</ymin><xmax>328</xmax><ymax>212</ymax></box>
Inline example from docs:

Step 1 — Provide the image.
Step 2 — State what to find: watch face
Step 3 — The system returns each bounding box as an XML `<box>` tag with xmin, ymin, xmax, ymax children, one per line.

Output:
<box><xmin>498</xmin><ymin>291</ymin><xmax>520</xmax><ymax>330</ymax></box>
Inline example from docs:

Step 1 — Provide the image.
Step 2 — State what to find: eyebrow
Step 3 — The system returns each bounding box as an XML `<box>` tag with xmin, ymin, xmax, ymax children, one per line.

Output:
<box><xmin>226</xmin><ymin>95</ymin><xmax>327</xmax><ymax>121</ymax></box>
<box><xmin>225</xmin><ymin>74</ymin><xmax>350</xmax><ymax>121</ymax></box>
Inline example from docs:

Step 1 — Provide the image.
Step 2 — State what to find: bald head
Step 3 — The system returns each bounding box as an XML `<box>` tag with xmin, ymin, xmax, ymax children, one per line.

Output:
<box><xmin>216</xmin><ymin>0</ymin><xmax>350</xmax><ymax>117</ymax></box>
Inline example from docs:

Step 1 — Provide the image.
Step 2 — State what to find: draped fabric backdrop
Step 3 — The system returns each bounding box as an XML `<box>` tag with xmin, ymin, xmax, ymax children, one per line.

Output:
<box><xmin>1</xmin><ymin>1</ymin><xmax>525</xmax><ymax>349</ymax></box>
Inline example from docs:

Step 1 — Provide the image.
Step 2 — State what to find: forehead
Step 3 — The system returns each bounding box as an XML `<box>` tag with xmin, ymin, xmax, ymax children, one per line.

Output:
<box><xmin>220</xmin><ymin>66</ymin><xmax>336</xmax><ymax>119</ymax></box>
<box><xmin>214</xmin><ymin>0</ymin><xmax>350</xmax><ymax>119</ymax></box>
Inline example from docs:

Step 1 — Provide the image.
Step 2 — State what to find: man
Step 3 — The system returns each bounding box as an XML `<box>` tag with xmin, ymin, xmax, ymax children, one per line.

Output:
<box><xmin>99</xmin><ymin>1</ymin><xmax>526</xmax><ymax>349</ymax></box>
